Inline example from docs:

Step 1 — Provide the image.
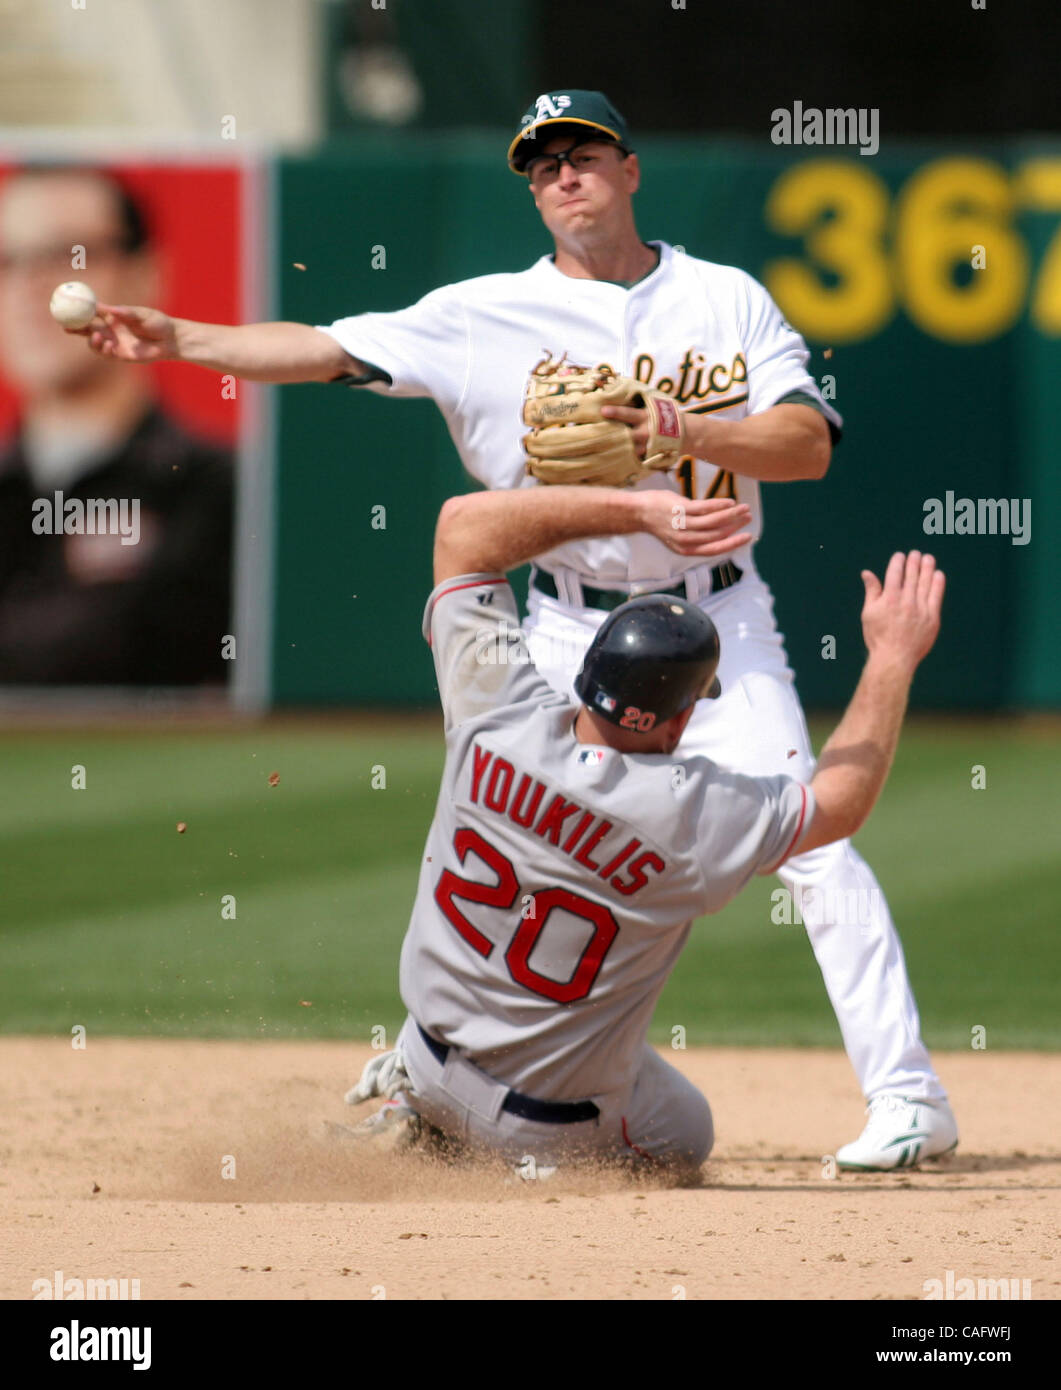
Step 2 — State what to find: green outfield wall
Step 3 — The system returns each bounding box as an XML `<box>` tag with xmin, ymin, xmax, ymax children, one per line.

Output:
<box><xmin>271</xmin><ymin>137</ymin><xmax>1061</xmax><ymax>710</ymax></box>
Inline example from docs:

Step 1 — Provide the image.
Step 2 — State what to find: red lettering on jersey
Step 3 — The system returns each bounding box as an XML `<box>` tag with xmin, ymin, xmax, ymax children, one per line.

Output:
<box><xmin>574</xmin><ymin>819</ymin><xmax>614</xmax><ymax>870</ymax></box>
<box><xmin>484</xmin><ymin>757</ymin><xmax>514</xmax><ymax>812</ymax></box>
<box><xmin>561</xmin><ymin>810</ymin><xmax>595</xmax><ymax>854</ymax></box>
<box><xmin>505</xmin><ymin>888</ymin><xmax>619</xmax><ymax>1005</ymax></box>
<box><xmin>508</xmin><ymin>774</ymin><xmax>546</xmax><ymax>827</ymax></box>
<box><xmin>434</xmin><ymin>828</ymin><xmax>520</xmax><ymax>957</ymax></box>
<box><xmin>612</xmin><ymin>849</ymin><xmax>666</xmax><ymax>895</ymax></box>
<box><xmin>597</xmin><ymin>838</ymin><xmax>640</xmax><ymax>880</ymax></box>
<box><xmin>470</xmin><ymin>745</ymin><xmax>493</xmax><ymax>804</ymax></box>
<box><xmin>534</xmin><ymin>793</ymin><xmax>583</xmax><ymax>846</ymax></box>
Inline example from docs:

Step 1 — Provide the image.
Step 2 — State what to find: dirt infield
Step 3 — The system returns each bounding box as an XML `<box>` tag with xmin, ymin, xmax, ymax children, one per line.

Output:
<box><xmin>1</xmin><ymin>1038</ymin><xmax>1057</xmax><ymax>1301</ymax></box>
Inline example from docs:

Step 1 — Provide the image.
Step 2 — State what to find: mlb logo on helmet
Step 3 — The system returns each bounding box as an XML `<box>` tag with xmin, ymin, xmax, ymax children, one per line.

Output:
<box><xmin>595</xmin><ymin>691</ymin><xmax>617</xmax><ymax>712</ymax></box>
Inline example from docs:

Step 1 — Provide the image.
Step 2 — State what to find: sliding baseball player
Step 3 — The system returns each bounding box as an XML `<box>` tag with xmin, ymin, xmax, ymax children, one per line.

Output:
<box><xmin>344</xmin><ymin>485</ymin><xmax>945</xmax><ymax>1171</ymax></box>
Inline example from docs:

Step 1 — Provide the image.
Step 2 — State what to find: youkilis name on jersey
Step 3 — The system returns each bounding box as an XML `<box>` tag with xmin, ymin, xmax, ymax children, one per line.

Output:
<box><xmin>468</xmin><ymin>744</ymin><xmax>665</xmax><ymax>895</ymax></box>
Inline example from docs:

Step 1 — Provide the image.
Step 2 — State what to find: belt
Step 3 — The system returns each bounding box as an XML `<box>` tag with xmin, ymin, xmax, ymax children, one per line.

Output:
<box><xmin>531</xmin><ymin>561</ymin><xmax>743</xmax><ymax>611</ymax></box>
<box><xmin>416</xmin><ymin>1023</ymin><xmax>600</xmax><ymax>1126</ymax></box>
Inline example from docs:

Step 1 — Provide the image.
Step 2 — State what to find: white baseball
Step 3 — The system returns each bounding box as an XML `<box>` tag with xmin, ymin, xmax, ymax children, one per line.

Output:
<box><xmin>49</xmin><ymin>281</ymin><xmax>98</xmax><ymax>330</ymax></box>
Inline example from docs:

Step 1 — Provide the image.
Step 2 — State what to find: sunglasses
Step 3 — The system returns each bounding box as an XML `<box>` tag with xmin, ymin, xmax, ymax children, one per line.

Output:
<box><xmin>525</xmin><ymin>143</ymin><xmax>628</xmax><ymax>184</ymax></box>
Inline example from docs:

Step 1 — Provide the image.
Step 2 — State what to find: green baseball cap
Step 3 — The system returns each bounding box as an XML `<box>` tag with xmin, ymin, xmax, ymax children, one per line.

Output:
<box><xmin>508</xmin><ymin>90</ymin><xmax>629</xmax><ymax>174</ymax></box>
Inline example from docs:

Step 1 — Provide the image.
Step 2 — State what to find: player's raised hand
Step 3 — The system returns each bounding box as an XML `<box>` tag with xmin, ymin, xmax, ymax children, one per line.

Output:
<box><xmin>637</xmin><ymin>492</ymin><xmax>753</xmax><ymax>557</ymax></box>
<box><xmin>860</xmin><ymin>551</ymin><xmax>946</xmax><ymax>671</ymax></box>
<box><xmin>72</xmin><ymin>304</ymin><xmax>179</xmax><ymax>363</ymax></box>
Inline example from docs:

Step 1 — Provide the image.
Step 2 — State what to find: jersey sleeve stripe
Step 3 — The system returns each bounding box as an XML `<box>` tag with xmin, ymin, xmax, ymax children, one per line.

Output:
<box><xmin>424</xmin><ymin>575</ymin><xmax>511</xmax><ymax>646</ymax></box>
<box><xmin>763</xmin><ymin>783</ymin><xmax>810</xmax><ymax>874</ymax></box>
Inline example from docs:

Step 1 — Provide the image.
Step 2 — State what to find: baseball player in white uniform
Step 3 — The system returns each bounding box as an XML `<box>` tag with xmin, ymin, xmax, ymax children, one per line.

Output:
<box><xmin>342</xmin><ymin>484</ymin><xmax>946</xmax><ymax>1171</ymax></box>
<box><xmin>74</xmin><ymin>89</ymin><xmax>956</xmax><ymax>1170</ymax></box>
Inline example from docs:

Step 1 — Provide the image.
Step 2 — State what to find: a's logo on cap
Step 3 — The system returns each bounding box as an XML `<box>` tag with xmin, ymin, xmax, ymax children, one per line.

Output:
<box><xmin>534</xmin><ymin>93</ymin><xmax>572</xmax><ymax>120</ymax></box>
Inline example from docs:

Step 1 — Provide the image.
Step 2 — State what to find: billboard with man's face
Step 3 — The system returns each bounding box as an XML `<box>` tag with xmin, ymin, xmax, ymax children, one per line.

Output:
<box><xmin>0</xmin><ymin>158</ymin><xmax>249</xmax><ymax>689</ymax></box>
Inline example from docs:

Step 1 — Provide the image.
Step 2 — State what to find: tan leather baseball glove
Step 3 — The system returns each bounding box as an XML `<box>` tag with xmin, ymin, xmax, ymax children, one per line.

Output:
<box><xmin>522</xmin><ymin>355</ymin><xmax>686</xmax><ymax>486</ymax></box>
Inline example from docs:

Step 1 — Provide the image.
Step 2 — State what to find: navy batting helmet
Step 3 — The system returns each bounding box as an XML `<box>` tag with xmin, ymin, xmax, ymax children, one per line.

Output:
<box><xmin>574</xmin><ymin>595</ymin><xmax>721</xmax><ymax>733</ymax></box>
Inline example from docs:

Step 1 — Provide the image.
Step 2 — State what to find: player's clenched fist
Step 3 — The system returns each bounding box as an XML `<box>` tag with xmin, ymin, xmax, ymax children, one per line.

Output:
<box><xmin>636</xmin><ymin>492</ymin><xmax>753</xmax><ymax>558</ymax></box>
<box><xmin>73</xmin><ymin>304</ymin><xmax>179</xmax><ymax>363</ymax></box>
<box><xmin>860</xmin><ymin>551</ymin><xmax>946</xmax><ymax>672</ymax></box>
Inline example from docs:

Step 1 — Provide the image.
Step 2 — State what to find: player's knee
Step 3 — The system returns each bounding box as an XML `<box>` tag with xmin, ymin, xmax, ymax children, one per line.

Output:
<box><xmin>690</xmin><ymin>1093</ymin><xmax>714</xmax><ymax>1165</ymax></box>
<box><xmin>670</xmin><ymin>1092</ymin><xmax>714</xmax><ymax>1170</ymax></box>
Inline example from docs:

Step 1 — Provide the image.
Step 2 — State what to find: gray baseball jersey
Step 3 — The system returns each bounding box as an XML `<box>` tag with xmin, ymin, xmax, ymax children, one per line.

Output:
<box><xmin>399</xmin><ymin>574</ymin><xmax>813</xmax><ymax>1101</ymax></box>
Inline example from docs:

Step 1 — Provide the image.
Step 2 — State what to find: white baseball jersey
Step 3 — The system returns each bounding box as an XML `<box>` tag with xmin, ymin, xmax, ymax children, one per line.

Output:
<box><xmin>400</xmin><ymin>574</ymin><xmax>813</xmax><ymax>1101</ymax></box>
<box><xmin>320</xmin><ymin>241</ymin><xmax>842</xmax><ymax>585</ymax></box>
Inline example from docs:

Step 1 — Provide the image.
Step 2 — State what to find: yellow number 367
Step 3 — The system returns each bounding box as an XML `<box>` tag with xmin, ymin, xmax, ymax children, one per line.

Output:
<box><xmin>763</xmin><ymin>156</ymin><xmax>1061</xmax><ymax>344</ymax></box>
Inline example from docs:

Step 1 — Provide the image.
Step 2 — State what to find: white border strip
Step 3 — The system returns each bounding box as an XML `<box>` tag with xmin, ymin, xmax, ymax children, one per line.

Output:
<box><xmin>0</xmin><ymin>129</ymin><xmax>277</xmax><ymax>161</ymax></box>
<box><xmin>231</xmin><ymin>154</ymin><xmax>275</xmax><ymax>713</ymax></box>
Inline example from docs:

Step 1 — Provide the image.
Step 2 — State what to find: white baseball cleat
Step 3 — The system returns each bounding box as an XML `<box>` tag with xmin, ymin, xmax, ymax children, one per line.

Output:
<box><xmin>514</xmin><ymin>1154</ymin><xmax>558</xmax><ymax>1182</ymax></box>
<box><xmin>836</xmin><ymin>1095</ymin><xmax>958</xmax><ymax>1171</ymax></box>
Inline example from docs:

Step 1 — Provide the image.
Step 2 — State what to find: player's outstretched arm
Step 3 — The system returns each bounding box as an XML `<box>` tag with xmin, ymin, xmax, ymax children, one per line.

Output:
<box><xmin>69</xmin><ymin>305</ymin><xmax>366</xmax><ymax>384</ymax></box>
<box><xmin>797</xmin><ymin>552</ymin><xmax>945</xmax><ymax>855</ymax></box>
<box><xmin>433</xmin><ymin>488</ymin><xmax>753</xmax><ymax>585</ymax></box>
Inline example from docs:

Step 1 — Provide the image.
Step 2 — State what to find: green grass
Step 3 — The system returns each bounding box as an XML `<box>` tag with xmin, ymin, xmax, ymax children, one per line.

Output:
<box><xmin>1</xmin><ymin>717</ymin><xmax>1057</xmax><ymax>1048</ymax></box>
